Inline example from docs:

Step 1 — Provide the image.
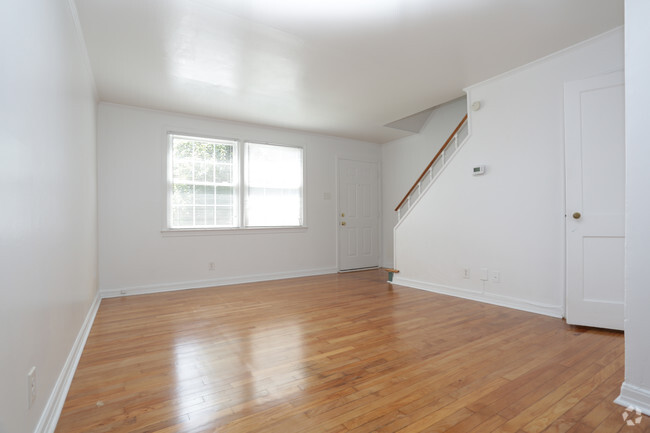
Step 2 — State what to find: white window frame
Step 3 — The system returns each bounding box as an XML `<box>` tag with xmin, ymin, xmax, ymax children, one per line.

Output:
<box><xmin>162</xmin><ymin>131</ymin><xmax>307</xmax><ymax>235</ymax></box>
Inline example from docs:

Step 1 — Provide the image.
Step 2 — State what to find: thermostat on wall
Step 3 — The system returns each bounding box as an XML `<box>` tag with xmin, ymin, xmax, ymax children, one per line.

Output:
<box><xmin>472</xmin><ymin>165</ymin><xmax>485</xmax><ymax>176</ymax></box>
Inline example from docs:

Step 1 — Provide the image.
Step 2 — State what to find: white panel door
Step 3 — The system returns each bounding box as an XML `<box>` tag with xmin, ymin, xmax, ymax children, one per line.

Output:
<box><xmin>338</xmin><ymin>159</ymin><xmax>380</xmax><ymax>271</ymax></box>
<box><xmin>565</xmin><ymin>71</ymin><xmax>625</xmax><ymax>330</ymax></box>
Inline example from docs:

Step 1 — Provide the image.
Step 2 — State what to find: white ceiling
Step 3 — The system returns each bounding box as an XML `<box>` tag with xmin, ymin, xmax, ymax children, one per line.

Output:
<box><xmin>73</xmin><ymin>0</ymin><xmax>623</xmax><ymax>143</ymax></box>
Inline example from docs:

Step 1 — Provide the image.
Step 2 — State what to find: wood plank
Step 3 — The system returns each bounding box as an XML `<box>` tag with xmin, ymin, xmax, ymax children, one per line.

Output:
<box><xmin>55</xmin><ymin>270</ymin><xmax>644</xmax><ymax>433</ymax></box>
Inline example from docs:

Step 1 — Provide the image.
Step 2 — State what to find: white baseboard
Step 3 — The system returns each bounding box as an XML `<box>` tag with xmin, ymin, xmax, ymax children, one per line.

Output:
<box><xmin>34</xmin><ymin>267</ymin><xmax>338</xmax><ymax>431</ymax></box>
<box><xmin>100</xmin><ymin>267</ymin><xmax>339</xmax><ymax>298</ymax></box>
<box><xmin>615</xmin><ymin>382</ymin><xmax>650</xmax><ymax>417</ymax></box>
<box><xmin>392</xmin><ymin>276</ymin><xmax>564</xmax><ymax>318</ymax></box>
<box><xmin>34</xmin><ymin>291</ymin><xmax>102</xmax><ymax>433</ymax></box>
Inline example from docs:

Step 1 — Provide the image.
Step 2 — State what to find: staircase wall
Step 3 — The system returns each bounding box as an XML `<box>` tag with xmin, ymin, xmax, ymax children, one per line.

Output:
<box><xmin>393</xmin><ymin>28</ymin><xmax>623</xmax><ymax>317</ymax></box>
<box><xmin>381</xmin><ymin>96</ymin><xmax>467</xmax><ymax>267</ymax></box>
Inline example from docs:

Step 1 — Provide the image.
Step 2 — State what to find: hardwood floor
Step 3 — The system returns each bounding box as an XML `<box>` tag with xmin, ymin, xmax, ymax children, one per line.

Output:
<box><xmin>56</xmin><ymin>270</ymin><xmax>646</xmax><ymax>433</ymax></box>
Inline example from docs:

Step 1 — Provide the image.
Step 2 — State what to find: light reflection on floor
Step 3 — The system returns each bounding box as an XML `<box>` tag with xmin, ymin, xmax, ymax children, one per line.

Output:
<box><xmin>173</xmin><ymin>319</ymin><xmax>306</xmax><ymax>426</ymax></box>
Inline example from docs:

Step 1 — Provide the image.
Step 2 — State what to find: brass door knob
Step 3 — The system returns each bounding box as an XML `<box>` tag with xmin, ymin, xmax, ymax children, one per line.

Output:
<box><xmin>572</xmin><ymin>212</ymin><xmax>581</xmax><ymax>219</ymax></box>
<box><xmin>341</xmin><ymin>221</ymin><xmax>346</xmax><ymax>226</ymax></box>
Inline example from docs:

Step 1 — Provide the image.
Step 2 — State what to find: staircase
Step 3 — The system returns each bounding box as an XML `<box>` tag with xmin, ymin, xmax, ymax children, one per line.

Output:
<box><xmin>394</xmin><ymin>114</ymin><xmax>469</xmax><ymax>221</ymax></box>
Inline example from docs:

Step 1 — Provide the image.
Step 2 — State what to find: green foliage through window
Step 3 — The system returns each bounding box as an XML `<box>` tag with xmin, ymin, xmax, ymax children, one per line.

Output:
<box><xmin>168</xmin><ymin>134</ymin><xmax>303</xmax><ymax>229</ymax></box>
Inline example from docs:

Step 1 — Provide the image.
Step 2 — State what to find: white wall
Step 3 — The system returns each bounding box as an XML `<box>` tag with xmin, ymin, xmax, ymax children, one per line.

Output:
<box><xmin>97</xmin><ymin>104</ymin><xmax>380</xmax><ymax>295</ymax></box>
<box><xmin>0</xmin><ymin>1</ymin><xmax>99</xmax><ymax>432</ymax></box>
<box><xmin>381</xmin><ymin>97</ymin><xmax>467</xmax><ymax>267</ymax></box>
<box><xmin>393</xmin><ymin>28</ymin><xmax>623</xmax><ymax>317</ymax></box>
<box><xmin>617</xmin><ymin>0</ymin><xmax>650</xmax><ymax>415</ymax></box>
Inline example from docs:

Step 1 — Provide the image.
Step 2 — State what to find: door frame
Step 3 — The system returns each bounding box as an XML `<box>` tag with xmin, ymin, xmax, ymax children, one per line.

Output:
<box><xmin>336</xmin><ymin>157</ymin><xmax>382</xmax><ymax>272</ymax></box>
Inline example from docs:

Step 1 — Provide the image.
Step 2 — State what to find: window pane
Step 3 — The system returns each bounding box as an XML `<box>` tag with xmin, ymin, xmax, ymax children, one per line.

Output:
<box><xmin>194</xmin><ymin>141</ymin><xmax>214</xmax><ymax>160</ymax></box>
<box><xmin>173</xmin><ymin>162</ymin><xmax>194</xmax><ymax>182</ymax></box>
<box><xmin>173</xmin><ymin>140</ymin><xmax>193</xmax><ymax>160</ymax></box>
<box><xmin>245</xmin><ymin>143</ymin><xmax>303</xmax><ymax>227</ymax></box>
<box><xmin>172</xmin><ymin>184</ymin><xmax>193</xmax><ymax>205</ymax></box>
<box><xmin>216</xmin><ymin>186</ymin><xmax>233</xmax><ymax>206</ymax></box>
<box><xmin>204</xmin><ymin>206</ymin><xmax>215</xmax><ymax>226</ymax></box>
<box><xmin>215</xmin><ymin>207</ymin><xmax>233</xmax><ymax>226</ymax></box>
<box><xmin>169</xmin><ymin>135</ymin><xmax>236</xmax><ymax>228</ymax></box>
<box><xmin>194</xmin><ymin>185</ymin><xmax>207</xmax><ymax>205</ymax></box>
<box><xmin>173</xmin><ymin>206</ymin><xmax>194</xmax><ymax>227</ymax></box>
<box><xmin>215</xmin><ymin>144</ymin><xmax>233</xmax><ymax>162</ymax></box>
<box><xmin>195</xmin><ymin>206</ymin><xmax>210</xmax><ymax>226</ymax></box>
<box><xmin>194</xmin><ymin>162</ymin><xmax>213</xmax><ymax>183</ymax></box>
<box><xmin>204</xmin><ymin>185</ymin><xmax>215</xmax><ymax>205</ymax></box>
<box><xmin>215</xmin><ymin>164</ymin><xmax>232</xmax><ymax>183</ymax></box>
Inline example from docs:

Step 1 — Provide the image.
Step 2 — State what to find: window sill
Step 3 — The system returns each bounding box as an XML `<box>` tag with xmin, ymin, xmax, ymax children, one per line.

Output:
<box><xmin>161</xmin><ymin>226</ymin><xmax>308</xmax><ymax>237</ymax></box>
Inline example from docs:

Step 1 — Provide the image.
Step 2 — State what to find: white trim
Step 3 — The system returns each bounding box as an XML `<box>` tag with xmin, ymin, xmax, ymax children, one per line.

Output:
<box><xmin>243</xmin><ymin>141</ymin><xmax>307</xmax><ymax>228</ymax></box>
<box><xmin>32</xmin><ymin>267</ymin><xmax>340</xmax><ymax>430</ymax></box>
<box><xmin>163</xmin><ymin>131</ymin><xmax>306</xmax><ymax>231</ymax></box>
<box><xmin>392</xmin><ymin>276</ymin><xmax>564</xmax><ymax>318</ymax></box>
<box><xmin>463</xmin><ymin>26</ymin><xmax>624</xmax><ymax>93</ymax></box>
<box><xmin>338</xmin><ymin>266</ymin><xmax>380</xmax><ymax>273</ymax></box>
<box><xmin>161</xmin><ymin>226</ymin><xmax>308</xmax><ymax>237</ymax></box>
<box><xmin>34</xmin><ymin>292</ymin><xmax>102</xmax><ymax>433</ymax></box>
<box><xmin>615</xmin><ymin>383</ymin><xmax>650</xmax><ymax>417</ymax></box>
<box><xmin>100</xmin><ymin>267</ymin><xmax>338</xmax><ymax>298</ymax></box>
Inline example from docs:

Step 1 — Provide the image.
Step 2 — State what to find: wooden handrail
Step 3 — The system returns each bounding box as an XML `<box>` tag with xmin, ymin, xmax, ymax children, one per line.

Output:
<box><xmin>394</xmin><ymin>114</ymin><xmax>468</xmax><ymax>212</ymax></box>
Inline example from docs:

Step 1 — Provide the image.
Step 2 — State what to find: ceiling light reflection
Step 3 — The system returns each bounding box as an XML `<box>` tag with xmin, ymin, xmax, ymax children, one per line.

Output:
<box><xmin>250</xmin><ymin>0</ymin><xmax>404</xmax><ymax>21</ymax></box>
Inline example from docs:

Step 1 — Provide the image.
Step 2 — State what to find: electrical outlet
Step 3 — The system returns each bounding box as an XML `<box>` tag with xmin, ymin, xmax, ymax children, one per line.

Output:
<box><xmin>490</xmin><ymin>271</ymin><xmax>501</xmax><ymax>283</ymax></box>
<box><xmin>208</xmin><ymin>262</ymin><xmax>216</xmax><ymax>271</ymax></box>
<box><xmin>27</xmin><ymin>366</ymin><xmax>36</xmax><ymax>409</ymax></box>
<box><xmin>462</xmin><ymin>268</ymin><xmax>470</xmax><ymax>279</ymax></box>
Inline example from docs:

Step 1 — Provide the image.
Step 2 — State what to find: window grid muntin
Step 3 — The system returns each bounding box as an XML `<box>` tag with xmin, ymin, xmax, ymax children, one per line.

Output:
<box><xmin>167</xmin><ymin>134</ymin><xmax>304</xmax><ymax>230</ymax></box>
<box><xmin>170</xmin><ymin>134</ymin><xmax>236</xmax><ymax>228</ymax></box>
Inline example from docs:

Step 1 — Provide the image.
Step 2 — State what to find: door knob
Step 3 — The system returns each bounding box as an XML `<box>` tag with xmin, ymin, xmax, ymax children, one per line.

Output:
<box><xmin>341</xmin><ymin>221</ymin><xmax>346</xmax><ymax>226</ymax></box>
<box><xmin>572</xmin><ymin>212</ymin><xmax>581</xmax><ymax>219</ymax></box>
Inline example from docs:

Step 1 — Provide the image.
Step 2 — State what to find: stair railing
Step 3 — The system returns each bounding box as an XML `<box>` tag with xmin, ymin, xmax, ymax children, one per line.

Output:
<box><xmin>395</xmin><ymin>114</ymin><xmax>469</xmax><ymax>220</ymax></box>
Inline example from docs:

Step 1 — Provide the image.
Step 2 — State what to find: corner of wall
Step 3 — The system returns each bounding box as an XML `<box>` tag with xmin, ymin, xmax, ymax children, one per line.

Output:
<box><xmin>34</xmin><ymin>292</ymin><xmax>102</xmax><ymax>433</ymax></box>
<box><xmin>65</xmin><ymin>0</ymin><xmax>99</xmax><ymax>100</ymax></box>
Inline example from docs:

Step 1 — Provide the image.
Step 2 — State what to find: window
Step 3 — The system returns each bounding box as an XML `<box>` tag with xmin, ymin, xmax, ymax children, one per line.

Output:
<box><xmin>167</xmin><ymin>133</ymin><xmax>304</xmax><ymax>230</ymax></box>
<box><xmin>169</xmin><ymin>135</ymin><xmax>238</xmax><ymax>228</ymax></box>
<box><xmin>245</xmin><ymin>142</ymin><xmax>303</xmax><ymax>227</ymax></box>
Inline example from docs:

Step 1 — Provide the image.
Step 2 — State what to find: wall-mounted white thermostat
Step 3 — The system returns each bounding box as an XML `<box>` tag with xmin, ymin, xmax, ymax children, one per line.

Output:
<box><xmin>472</xmin><ymin>165</ymin><xmax>485</xmax><ymax>176</ymax></box>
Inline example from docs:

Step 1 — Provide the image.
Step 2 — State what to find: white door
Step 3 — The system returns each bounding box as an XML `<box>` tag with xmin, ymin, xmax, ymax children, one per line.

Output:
<box><xmin>338</xmin><ymin>159</ymin><xmax>380</xmax><ymax>271</ymax></box>
<box><xmin>565</xmin><ymin>71</ymin><xmax>625</xmax><ymax>330</ymax></box>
